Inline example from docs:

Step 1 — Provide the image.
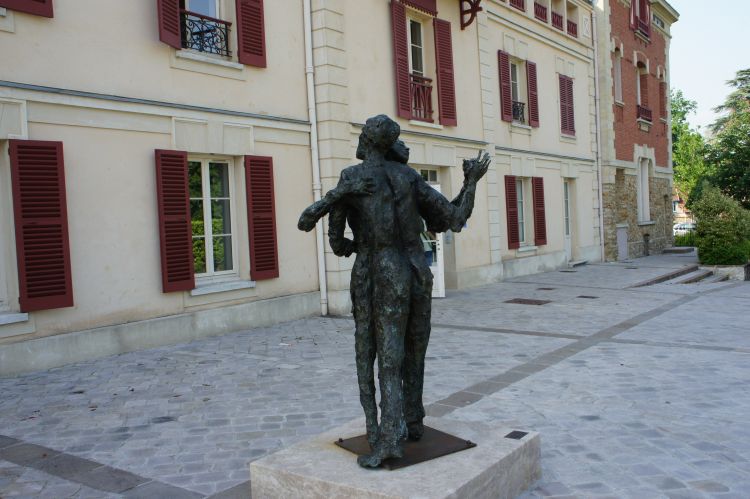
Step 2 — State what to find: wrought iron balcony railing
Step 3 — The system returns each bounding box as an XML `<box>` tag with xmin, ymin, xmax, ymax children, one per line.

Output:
<box><xmin>637</xmin><ymin>105</ymin><xmax>653</xmax><ymax>123</ymax></box>
<box><xmin>180</xmin><ymin>9</ymin><xmax>232</xmax><ymax>57</ymax></box>
<box><xmin>534</xmin><ymin>2</ymin><xmax>548</xmax><ymax>22</ymax></box>
<box><xmin>567</xmin><ymin>19</ymin><xmax>578</xmax><ymax>37</ymax></box>
<box><xmin>410</xmin><ymin>74</ymin><xmax>434</xmax><ymax>123</ymax></box>
<box><xmin>512</xmin><ymin>101</ymin><xmax>526</xmax><ymax>124</ymax></box>
<box><xmin>636</xmin><ymin>18</ymin><xmax>651</xmax><ymax>39</ymax></box>
<box><xmin>510</xmin><ymin>0</ymin><xmax>526</xmax><ymax>12</ymax></box>
<box><xmin>552</xmin><ymin>12</ymin><xmax>564</xmax><ymax>31</ymax></box>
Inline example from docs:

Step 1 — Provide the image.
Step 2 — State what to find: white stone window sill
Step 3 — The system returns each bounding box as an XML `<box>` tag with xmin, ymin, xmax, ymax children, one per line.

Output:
<box><xmin>0</xmin><ymin>312</ymin><xmax>29</xmax><ymax>326</ymax></box>
<box><xmin>511</xmin><ymin>122</ymin><xmax>532</xmax><ymax>134</ymax></box>
<box><xmin>409</xmin><ymin>120</ymin><xmax>444</xmax><ymax>130</ymax></box>
<box><xmin>0</xmin><ymin>7</ymin><xmax>7</xmax><ymax>16</ymax></box>
<box><xmin>615</xmin><ymin>100</ymin><xmax>625</xmax><ymax>107</ymax></box>
<box><xmin>190</xmin><ymin>280</ymin><xmax>256</xmax><ymax>296</ymax></box>
<box><xmin>637</xmin><ymin>220</ymin><xmax>656</xmax><ymax>226</ymax></box>
<box><xmin>616</xmin><ymin>223</ymin><xmax>629</xmax><ymax>229</ymax></box>
<box><xmin>517</xmin><ymin>245</ymin><xmax>538</xmax><ymax>254</ymax></box>
<box><xmin>660</xmin><ymin>117</ymin><xmax>668</xmax><ymax>124</ymax></box>
<box><xmin>176</xmin><ymin>50</ymin><xmax>244</xmax><ymax>71</ymax></box>
<box><xmin>560</xmin><ymin>133</ymin><xmax>576</xmax><ymax>143</ymax></box>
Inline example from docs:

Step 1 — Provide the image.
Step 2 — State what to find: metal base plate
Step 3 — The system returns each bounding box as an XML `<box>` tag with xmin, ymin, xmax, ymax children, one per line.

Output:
<box><xmin>334</xmin><ymin>426</ymin><xmax>477</xmax><ymax>470</ymax></box>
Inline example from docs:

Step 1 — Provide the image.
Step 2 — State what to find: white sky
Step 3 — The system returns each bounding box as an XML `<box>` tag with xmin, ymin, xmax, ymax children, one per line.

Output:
<box><xmin>668</xmin><ymin>0</ymin><xmax>749</xmax><ymax>132</ymax></box>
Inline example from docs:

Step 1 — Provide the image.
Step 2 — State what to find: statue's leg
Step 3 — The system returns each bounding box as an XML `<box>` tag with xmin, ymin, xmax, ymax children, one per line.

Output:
<box><xmin>358</xmin><ymin>248</ymin><xmax>410</xmax><ymax>469</ymax></box>
<box><xmin>351</xmin><ymin>256</ymin><xmax>378</xmax><ymax>447</ymax></box>
<box><xmin>403</xmin><ymin>266</ymin><xmax>433</xmax><ymax>441</ymax></box>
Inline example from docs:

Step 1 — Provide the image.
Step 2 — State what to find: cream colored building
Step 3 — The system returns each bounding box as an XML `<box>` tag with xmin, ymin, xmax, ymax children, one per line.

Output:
<box><xmin>1</xmin><ymin>0</ymin><xmax>610</xmax><ymax>375</ymax></box>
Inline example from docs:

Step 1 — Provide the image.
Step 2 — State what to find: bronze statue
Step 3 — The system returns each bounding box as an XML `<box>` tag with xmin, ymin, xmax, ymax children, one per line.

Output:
<box><xmin>299</xmin><ymin>115</ymin><xmax>489</xmax><ymax>468</ymax></box>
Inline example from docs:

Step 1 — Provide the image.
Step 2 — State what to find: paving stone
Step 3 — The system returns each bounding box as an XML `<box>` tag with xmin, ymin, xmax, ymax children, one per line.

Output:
<box><xmin>35</xmin><ymin>453</ymin><xmax>101</xmax><ymax>480</ymax></box>
<box><xmin>122</xmin><ymin>480</ymin><xmax>203</xmax><ymax>498</ymax></box>
<box><xmin>73</xmin><ymin>465</ymin><xmax>149</xmax><ymax>493</ymax></box>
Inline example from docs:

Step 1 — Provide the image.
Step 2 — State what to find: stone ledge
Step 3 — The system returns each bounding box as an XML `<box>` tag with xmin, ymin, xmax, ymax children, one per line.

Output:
<box><xmin>250</xmin><ymin>417</ymin><xmax>540</xmax><ymax>499</ymax></box>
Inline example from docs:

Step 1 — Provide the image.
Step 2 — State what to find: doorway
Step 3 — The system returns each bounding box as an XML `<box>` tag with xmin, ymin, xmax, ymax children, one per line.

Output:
<box><xmin>563</xmin><ymin>180</ymin><xmax>572</xmax><ymax>262</ymax></box>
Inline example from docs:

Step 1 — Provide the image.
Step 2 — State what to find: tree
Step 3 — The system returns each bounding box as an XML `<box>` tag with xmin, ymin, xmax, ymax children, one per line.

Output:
<box><xmin>706</xmin><ymin>68</ymin><xmax>750</xmax><ymax>209</ymax></box>
<box><xmin>691</xmin><ymin>181</ymin><xmax>750</xmax><ymax>265</ymax></box>
<box><xmin>670</xmin><ymin>89</ymin><xmax>710</xmax><ymax>196</ymax></box>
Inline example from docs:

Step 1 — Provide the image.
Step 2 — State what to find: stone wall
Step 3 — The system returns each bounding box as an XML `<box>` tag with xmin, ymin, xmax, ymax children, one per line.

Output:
<box><xmin>603</xmin><ymin>170</ymin><xmax>673</xmax><ymax>260</ymax></box>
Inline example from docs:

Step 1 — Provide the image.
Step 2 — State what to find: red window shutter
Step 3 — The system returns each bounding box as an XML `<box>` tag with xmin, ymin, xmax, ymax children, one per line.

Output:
<box><xmin>504</xmin><ymin>176</ymin><xmax>520</xmax><ymax>250</ymax></box>
<box><xmin>640</xmin><ymin>72</ymin><xmax>649</xmax><ymax>107</ymax></box>
<box><xmin>498</xmin><ymin>51</ymin><xmax>512</xmax><ymax>122</ymax></box>
<box><xmin>532</xmin><ymin>177</ymin><xmax>547</xmax><ymax>246</ymax></box>
<box><xmin>659</xmin><ymin>81</ymin><xmax>667</xmax><ymax>118</ymax></box>
<box><xmin>0</xmin><ymin>0</ymin><xmax>53</xmax><ymax>18</ymax></box>
<box><xmin>156</xmin><ymin>0</ymin><xmax>181</xmax><ymax>49</ymax></box>
<box><xmin>236</xmin><ymin>0</ymin><xmax>266</xmax><ymax>67</ymax></box>
<box><xmin>245</xmin><ymin>156</ymin><xmax>279</xmax><ymax>280</ymax></box>
<box><xmin>434</xmin><ymin>18</ymin><xmax>457</xmax><ymax>126</ymax></box>
<box><xmin>155</xmin><ymin>149</ymin><xmax>195</xmax><ymax>293</ymax></box>
<box><xmin>560</xmin><ymin>75</ymin><xmax>575</xmax><ymax>135</ymax></box>
<box><xmin>402</xmin><ymin>0</ymin><xmax>437</xmax><ymax>16</ymax></box>
<box><xmin>8</xmin><ymin>140</ymin><xmax>73</xmax><ymax>312</ymax></box>
<box><xmin>391</xmin><ymin>1</ymin><xmax>411</xmax><ymax>120</ymax></box>
<box><xmin>526</xmin><ymin>61</ymin><xmax>540</xmax><ymax>128</ymax></box>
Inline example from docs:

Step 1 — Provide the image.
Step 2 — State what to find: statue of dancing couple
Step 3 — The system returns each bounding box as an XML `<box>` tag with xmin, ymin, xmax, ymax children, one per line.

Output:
<box><xmin>298</xmin><ymin>115</ymin><xmax>489</xmax><ymax>468</ymax></box>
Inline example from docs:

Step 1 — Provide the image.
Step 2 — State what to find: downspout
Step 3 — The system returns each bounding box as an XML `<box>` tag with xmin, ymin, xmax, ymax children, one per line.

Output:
<box><xmin>303</xmin><ymin>0</ymin><xmax>328</xmax><ymax>316</ymax></box>
<box><xmin>592</xmin><ymin>9</ymin><xmax>606</xmax><ymax>262</ymax></box>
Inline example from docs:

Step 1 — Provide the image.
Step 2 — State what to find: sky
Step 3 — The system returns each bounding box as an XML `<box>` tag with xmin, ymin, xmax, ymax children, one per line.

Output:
<box><xmin>668</xmin><ymin>1</ymin><xmax>749</xmax><ymax>132</ymax></box>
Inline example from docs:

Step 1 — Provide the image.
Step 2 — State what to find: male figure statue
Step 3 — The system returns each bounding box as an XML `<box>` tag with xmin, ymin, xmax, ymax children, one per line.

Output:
<box><xmin>299</xmin><ymin>115</ymin><xmax>489</xmax><ymax>468</ymax></box>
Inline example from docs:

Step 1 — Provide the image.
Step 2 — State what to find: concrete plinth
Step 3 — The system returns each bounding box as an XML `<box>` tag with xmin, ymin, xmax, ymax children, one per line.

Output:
<box><xmin>250</xmin><ymin>417</ymin><xmax>540</xmax><ymax>499</ymax></box>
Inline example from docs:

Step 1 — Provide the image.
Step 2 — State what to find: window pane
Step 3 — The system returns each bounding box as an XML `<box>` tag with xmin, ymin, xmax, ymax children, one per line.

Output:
<box><xmin>209</xmin><ymin>163</ymin><xmax>230</xmax><ymax>198</ymax></box>
<box><xmin>511</xmin><ymin>64</ymin><xmax>519</xmax><ymax>102</ymax></box>
<box><xmin>410</xmin><ymin>20</ymin><xmax>422</xmax><ymax>47</ymax></box>
<box><xmin>213</xmin><ymin>236</ymin><xmax>233</xmax><ymax>272</ymax></box>
<box><xmin>211</xmin><ymin>199</ymin><xmax>232</xmax><ymax>236</ymax></box>
<box><xmin>193</xmin><ymin>237</ymin><xmax>207</xmax><ymax>274</ymax></box>
<box><xmin>516</xmin><ymin>180</ymin><xmax>525</xmax><ymax>243</ymax></box>
<box><xmin>191</xmin><ymin>200</ymin><xmax>205</xmax><ymax>236</ymax></box>
<box><xmin>188</xmin><ymin>0</ymin><xmax>217</xmax><ymax>17</ymax></box>
<box><xmin>189</xmin><ymin>161</ymin><xmax>202</xmax><ymax>198</ymax></box>
<box><xmin>411</xmin><ymin>47</ymin><xmax>423</xmax><ymax>75</ymax></box>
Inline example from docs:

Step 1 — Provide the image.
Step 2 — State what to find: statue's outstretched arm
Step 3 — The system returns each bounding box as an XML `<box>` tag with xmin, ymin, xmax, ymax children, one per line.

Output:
<box><xmin>418</xmin><ymin>152</ymin><xmax>491</xmax><ymax>233</ymax></box>
<box><xmin>297</xmin><ymin>174</ymin><xmax>374</xmax><ymax>232</ymax></box>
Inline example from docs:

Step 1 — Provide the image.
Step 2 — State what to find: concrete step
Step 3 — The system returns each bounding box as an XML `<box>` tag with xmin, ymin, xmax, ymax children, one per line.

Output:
<box><xmin>663</xmin><ymin>246</ymin><xmax>694</xmax><ymax>254</ymax></box>
<box><xmin>671</xmin><ymin>269</ymin><xmax>714</xmax><ymax>285</ymax></box>
<box><xmin>628</xmin><ymin>264</ymin><xmax>700</xmax><ymax>288</ymax></box>
<box><xmin>703</xmin><ymin>273</ymin><xmax>730</xmax><ymax>284</ymax></box>
<box><xmin>568</xmin><ymin>260</ymin><xmax>588</xmax><ymax>268</ymax></box>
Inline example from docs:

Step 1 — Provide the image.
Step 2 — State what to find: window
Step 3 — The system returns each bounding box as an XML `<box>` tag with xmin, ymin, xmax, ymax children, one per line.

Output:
<box><xmin>614</xmin><ymin>49</ymin><xmax>623</xmax><ymax>102</ymax></box>
<box><xmin>181</xmin><ymin>0</ymin><xmax>231</xmax><ymax>57</ymax></box>
<box><xmin>409</xmin><ymin>20</ymin><xmax>424</xmax><ymax>76</ymax></box>
<box><xmin>563</xmin><ymin>180</ymin><xmax>571</xmax><ymax>237</ymax></box>
<box><xmin>638</xmin><ymin>158</ymin><xmax>651</xmax><ymax>222</ymax></box>
<box><xmin>510</xmin><ymin>62</ymin><xmax>526</xmax><ymax>123</ymax></box>
<box><xmin>516</xmin><ymin>178</ymin><xmax>526</xmax><ymax>244</ymax></box>
<box><xmin>636</xmin><ymin>65</ymin><xmax>652</xmax><ymax>122</ymax></box>
<box><xmin>420</xmin><ymin>169</ymin><xmax>438</xmax><ymax>183</ymax></box>
<box><xmin>653</xmin><ymin>14</ymin><xmax>665</xmax><ymax>30</ymax></box>
<box><xmin>186</xmin><ymin>0</ymin><xmax>219</xmax><ymax>17</ymax></box>
<box><xmin>189</xmin><ymin>159</ymin><xmax>238</xmax><ymax>281</ymax></box>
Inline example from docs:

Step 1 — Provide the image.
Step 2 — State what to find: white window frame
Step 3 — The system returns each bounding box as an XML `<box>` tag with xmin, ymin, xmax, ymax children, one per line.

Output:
<box><xmin>408</xmin><ymin>18</ymin><xmax>425</xmax><ymax>76</ymax></box>
<box><xmin>637</xmin><ymin>158</ymin><xmax>652</xmax><ymax>222</ymax></box>
<box><xmin>189</xmin><ymin>157</ymin><xmax>240</xmax><ymax>284</ymax></box>
<box><xmin>563</xmin><ymin>180</ymin><xmax>571</xmax><ymax>237</ymax></box>
<box><xmin>614</xmin><ymin>49</ymin><xmax>623</xmax><ymax>103</ymax></box>
<box><xmin>516</xmin><ymin>178</ymin><xmax>527</xmax><ymax>244</ymax></box>
<box><xmin>420</xmin><ymin>169</ymin><xmax>438</xmax><ymax>184</ymax></box>
<box><xmin>185</xmin><ymin>0</ymin><xmax>221</xmax><ymax>18</ymax></box>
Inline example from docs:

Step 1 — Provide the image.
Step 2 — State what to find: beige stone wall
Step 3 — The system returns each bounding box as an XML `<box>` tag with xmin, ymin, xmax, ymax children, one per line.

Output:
<box><xmin>602</xmin><ymin>169</ymin><xmax>674</xmax><ymax>260</ymax></box>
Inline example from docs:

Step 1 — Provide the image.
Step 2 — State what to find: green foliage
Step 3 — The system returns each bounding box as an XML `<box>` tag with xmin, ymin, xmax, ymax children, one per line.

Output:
<box><xmin>670</xmin><ymin>89</ymin><xmax>710</xmax><ymax>196</ymax></box>
<box><xmin>710</xmin><ymin>68</ymin><xmax>750</xmax><ymax>135</ymax></box>
<box><xmin>673</xmin><ymin>231</ymin><xmax>696</xmax><ymax>247</ymax></box>
<box><xmin>691</xmin><ymin>182</ymin><xmax>750</xmax><ymax>265</ymax></box>
<box><xmin>706</xmin><ymin>104</ymin><xmax>750</xmax><ymax>209</ymax></box>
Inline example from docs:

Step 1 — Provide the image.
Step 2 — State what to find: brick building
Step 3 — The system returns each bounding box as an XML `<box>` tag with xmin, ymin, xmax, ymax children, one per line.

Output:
<box><xmin>595</xmin><ymin>0</ymin><xmax>679</xmax><ymax>260</ymax></box>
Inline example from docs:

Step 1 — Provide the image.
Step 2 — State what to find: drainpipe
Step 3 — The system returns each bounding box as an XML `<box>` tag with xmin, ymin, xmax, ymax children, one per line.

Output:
<box><xmin>592</xmin><ymin>9</ymin><xmax>606</xmax><ymax>263</ymax></box>
<box><xmin>303</xmin><ymin>0</ymin><xmax>328</xmax><ymax>316</ymax></box>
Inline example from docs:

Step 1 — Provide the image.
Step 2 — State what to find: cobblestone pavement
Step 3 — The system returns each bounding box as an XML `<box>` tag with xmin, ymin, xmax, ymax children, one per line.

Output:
<box><xmin>0</xmin><ymin>253</ymin><xmax>748</xmax><ymax>498</ymax></box>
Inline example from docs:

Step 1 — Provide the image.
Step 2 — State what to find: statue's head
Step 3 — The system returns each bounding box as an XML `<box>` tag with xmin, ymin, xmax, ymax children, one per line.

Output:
<box><xmin>361</xmin><ymin>115</ymin><xmax>400</xmax><ymax>154</ymax></box>
<box><xmin>386</xmin><ymin>140</ymin><xmax>409</xmax><ymax>164</ymax></box>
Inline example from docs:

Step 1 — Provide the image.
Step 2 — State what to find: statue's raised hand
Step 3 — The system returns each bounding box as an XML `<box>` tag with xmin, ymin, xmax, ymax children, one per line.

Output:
<box><xmin>463</xmin><ymin>151</ymin><xmax>491</xmax><ymax>185</ymax></box>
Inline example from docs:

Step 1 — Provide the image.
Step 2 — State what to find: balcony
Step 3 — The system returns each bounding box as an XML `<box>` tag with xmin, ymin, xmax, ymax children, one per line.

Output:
<box><xmin>180</xmin><ymin>9</ymin><xmax>232</xmax><ymax>57</ymax></box>
<box><xmin>636</xmin><ymin>18</ymin><xmax>651</xmax><ymax>39</ymax></box>
<box><xmin>510</xmin><ymin>0</ymin><xmax>526</xmax><ymax>12</ymax></box>
<box><xmin>552</xmin><ymin>12</ymin><xmax>564</xmax><ymax>31</ymax></box>
<box><xmin>512</xmin><ymin>101</ymin><xmax>526</xmax><ymax>124</ymax></box>
<box><xmin>410</xmin><ymin>74</ymin><xmax>434</xmax><ymax>123</ymax></box>
<box><xmin>637</xmin><ymin>105</ymin><xmax>653</xmax><ymax>123</ymax></box>
<box><xmin>534</xmin><ymin>2</ymin><xmax>548</xmax><ymax>22</ymax></box>
<box><xmin>567</xmin><ymin>19</ymin><xmax>578</xmax><ymax>37</ymax></box>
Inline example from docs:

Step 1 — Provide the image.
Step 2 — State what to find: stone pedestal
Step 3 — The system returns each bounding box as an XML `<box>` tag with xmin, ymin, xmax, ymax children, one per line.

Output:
<box><xmin>250</xmin><ymin>417</ymin><xmax>540</xmax><ymax>499</ymax></box>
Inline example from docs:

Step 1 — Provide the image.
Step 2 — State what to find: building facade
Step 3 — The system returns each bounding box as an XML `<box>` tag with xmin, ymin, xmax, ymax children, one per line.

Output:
<box><xmin>0</xmin><ymin>0</ymin><xmax>675</xmax><ymax>375</ymax></box>
<box><xmin>595</xmin><ymin>0</ymin><xmax>678</xmax><ymax>260</ymax></box>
